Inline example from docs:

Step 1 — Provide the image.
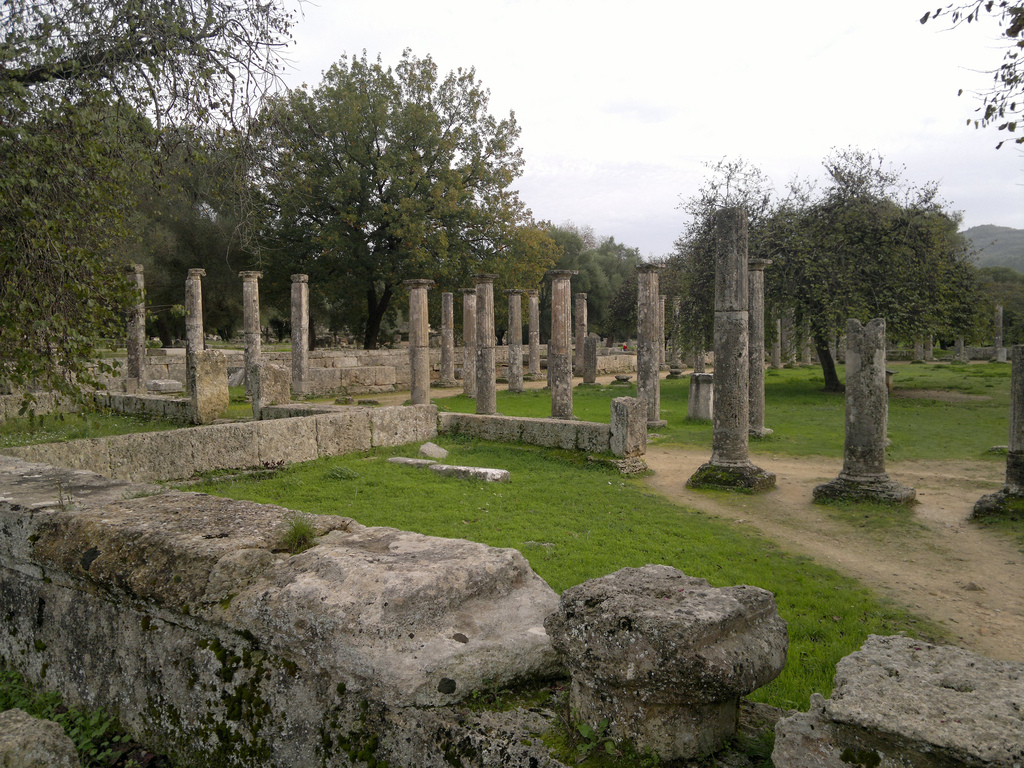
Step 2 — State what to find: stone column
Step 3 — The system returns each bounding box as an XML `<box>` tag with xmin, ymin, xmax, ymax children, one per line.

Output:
<box><xmin>290</xmin><ymin>274</ymin><xmax>310</xmax><ymax>395</ymax></box>
<box><xmin>637</xmin><ymin>264</ymin><xmax>666</xmax><ymax>428</ymax></box>
<box><xmin>801</xmin><ymin>323</ymin><xmax>813</xmax><ymax>365</ymax></box>
<box><xmin>687</xmin><ymin>208</ymin><xmax>774</xmax><ymax>492</ymax></box>
<box><xmin>771</xmin><ymin>319</ymin><xmax>782</xmax><ymax>369</ymax></box>
<box><xmin>996</xmin><ymin>304</ymin><xmax>1007</xmax><ymax>362</ymax></box>
<box><xmin>404</xmin><ymin>279</ymin><xmax>434</xmax><ymax>406</ymax></box>
<box><xmin>688</xmin><ymin>373</ymin><xmax>714</xmax><ymax>420</ymax></box>
<box><xmin>474</xmin><ymin>274</ymin><xmax>497</xmax><ymax>415</ymax></box>
<box><xmin>439</xmin><ymin>292</ymin><xmax>456</xmax><ymax>387</ymax></box>
<box><xmin>506</xmin><ymin>290</ymin><xmax>525</xmax><ymax>393</ymax></box>
<box><xmin>126</xmin><ymin>264</ymin><xmax>146</xmax><ymax>381</ymax></box>
<box><xmin>813</xmin><ymin>318</ymin><xmax>915</xmax><ymax>504</ymax></box>
<box><xmin>461</xmin><ymin>289</ymin><xmax>477</xmax><ymax>397</ymax></box>
<box><xmin>913</xmin><ymin>339</ymin><xmax>924</xmax><ymax>362</ymax></box>
<box><xmin>693</xmin><ymin>347</ymin><xmax>706</xmax><ymax>374</ymax></box>
<box><xmin>527</xmin><ymin>289</ymin><xmax>541</xmax><ymax>377</ymax></box>
<box><xmin>926</xmin><ymin>334</ymin><xmax>935</xmax><ymax>360</ymax></box>
<box><xmin>548</xmin><ymin>270</ymin><xmax>577</xmax><ymax>419</ymax></box>
<box><xmin>583</xmin><ymin>335</ymin><xmax>598</xmax><ymax>384</ymax></box>
<box><xmin>184</xmin><ymin>268</ymin><xmax>206</xmax><ymax>386</ymax></box>
<box><xmin>670</xmin><ymin>297</ymin><xmax>684</xmax><ymax>371</ymax></box>
<box><xmin>240</xmin><ymin>271</ymin><xmax>263</xmax><ymax>388</ymax></box>
<box><xmin>748</xmin><ymin>258</ymin><xmax>772</xmax><ymax>438</ymax></box>
<box><xmin>574</xmin><ymin>293</ymin><xmax>588</xmax><ymax>376</ymax></box>
<box><xmin>955</xmin><ymin>337</ymin><xmax>967</xmax><ymax>363</ymax></box>
<box><xmin>659</xmin><ymin>294</ymin><xmax>667</xmax><ymax>367</ymax></box>
<box><xmin>975</xmin><ymin>345</ymin><xmax>1024</xmax><ymax>515</ymax></box>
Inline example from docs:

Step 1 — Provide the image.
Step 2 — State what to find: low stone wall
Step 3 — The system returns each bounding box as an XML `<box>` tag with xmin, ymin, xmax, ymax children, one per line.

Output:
<box><xmin>440</xmin><ymin>412</ymin><xmax>611</xmax><ymax>453</ymax></box>
<box><xmin>0</xmin><ymin>456</ymin><xmax>562</xmax><ymax>767</ymax></box>
<box><xmin>1</xmin><ymin>405</ymin><xmax>438</xmax><ymax>483</ymax></box>
<box><xmin>91</xmin><ymin>390</ymin><xmax>193</xmax><ymax>422</ymax></box>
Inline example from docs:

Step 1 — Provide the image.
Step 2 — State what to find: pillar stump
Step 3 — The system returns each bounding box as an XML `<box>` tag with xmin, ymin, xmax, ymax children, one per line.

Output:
<box><xmin>687</xmin><ymin>372</ymin><xmax>714</xmax><ymax>420</ymax></box>
<box><xmin>439</xmin><ymin>292</ymin><xmax>456</xmax><ymax>387</ymax></box>
<box><xmin>637</xmin><ymin>265</ymin><xmax>666</xmax><ymax>428</ymax></box>
<box><xmin>461</xmin><ymin>289</ymin><xmax>477</xmax><ymax>397</ymax></box>
<box><xmin>548</xmin><ymin>270</ymin><xmax>577</xmax><ymax>419</ymax></box>
<box><xmin>582</xmin><ymin>334</ymin><xmax>598</xmax><ymax>384</ymax></box>
<box><xmin>506</xmin><ymin>289</ymin><xmax>525</xmax><ymax>393</ymax></box>
<box><xmin>474</xmin><ymin>274</ymin><xmax>497</xmax><ymax>415</ymax></box>
<box><xmin>184</xmin><ymin>268</ymin><xmax>206</xmax><ymax>389</ymax></box>
<box><xmin>748</xmin><ymin>258</ymin><xmax>772</xmax><ymax>438</ymax></box>
<box><xmin>126</xmin><ymin>264</ymin><xmax>146</xmax><ymax>381</ymax></box>
<box><xmin>404</xmin><ymin>279</ymin><xmax>434</xmax><ymax>406</ymax></box>
<box><xmin>687</xmin><ymin>208</ymin><xmax>774</xmax><ymax>492</ymax></box>
<box><xmin>813</xmin><ymin>318</ymin><xmax>915</xmax><ymax>504</ymax></box>
<box><xmin>974</xmin><ymin>345</ymin><xmax>1024</xmax><ymax>517</ymax></box>
<box><xmin>527</xmin><ymin>289</ymin><xmax>541</xmax><ymax>378</ymax></box>
<box><xmin>290</xmin><ymin>274</ymin><xmax>310</xmax><ymax>396</ymax></box>
<box><xmin>240</xmin><ymin>270</ymin><xmax>263</xmax><ymax>389</ymax></box>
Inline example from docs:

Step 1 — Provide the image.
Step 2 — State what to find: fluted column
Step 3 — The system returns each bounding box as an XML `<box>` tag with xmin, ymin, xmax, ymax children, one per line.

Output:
<box><xmin>184</xmin><ymin>268</ymin><xmax>206</xmax><ymax>383</ymax></box>
<box><xmin>637</xmin><ymin>265</ymin><xmax>665</xmax><ymax>427</ymax></box>
<box><xmin>574</xmin><ymin>292</ymin><xmax>588</xmax><ymax>376</ymax></box>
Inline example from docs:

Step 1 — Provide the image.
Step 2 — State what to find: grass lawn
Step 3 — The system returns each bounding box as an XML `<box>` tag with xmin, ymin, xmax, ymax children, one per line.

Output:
<box><xmin>0</xmin><ymin>410</ymin><xmax>182</xmax><ymax>449</ymax></box>
<box><xmin>186</xmin><ymin>436</ymin><xmax>947</xmax><ymax>713</ymax></box>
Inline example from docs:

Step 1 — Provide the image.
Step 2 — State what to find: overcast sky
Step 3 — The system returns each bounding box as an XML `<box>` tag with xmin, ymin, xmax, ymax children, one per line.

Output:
<box><xmin>279</xmin><ymin>0</ymin><xmax>1024</xmax><ymax>258</ymax></box>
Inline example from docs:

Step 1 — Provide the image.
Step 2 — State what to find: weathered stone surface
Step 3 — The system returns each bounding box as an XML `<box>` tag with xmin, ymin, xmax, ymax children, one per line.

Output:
<box><xmin>313</xmin><ymin>410</ymin><xmax>373</xmax><ymax>456</ymax></box>
<box><xmin>256</xmin><ymin>416</ymin><xmax>319</xmax><ymax>467</ymax></box>
<box><xmin>548</xmin><ymin>271</ymin><xmax>577</xmax><ymax>419</ymax></box>
<box><xmin>145</xmin><ymin>379</ymin><xmax>183</xmax><ymax>393</ymax></box>
<box><xmin>420</xmin><ymin>441</ymin><xmax>449</xmax><ymax>460</ymax></box>
<box><xmin>773</xmin><ymin>635</ymin><xmax>1024</xmax><ymax>768</ymax></box>
<box><xmin>291</xmin><ymin>274</ymin><xmax>310</xmax><ymax>394</ymax></box>
<box><xmin>545</xmin><ymin>565</ymin><xmax>787</xmax><ymax>761</ymax></box>
<box><xmin>188</xmin><ymin>350</ymin><xmax>229</xmax><ymax>425</ymax></box>
<box><xmin>191</xmin><ymin>421</ymin><xmax>260</xmax><ymax>472</ymax></box>
<box><xmin>576</xmin><ymin>421</ymin><xmax>611</xmax><ymax>453</ymax></box>
<box><xmin>610</xmin><ymin>396</ymin><xmax>646</xmax><ymax>458</ymax></box>
<box><xmin>582</xmin><ymin>334</ymin><xmax>598</xmax><ymax>384</ymax></box>
<box><xmin>249</xmin><ymin>361</ymin><xmax>291</xmax><ymax>419</ymax></box>
<box><xmin>405</xmin><ymin>279</ymin><xmax>434</xmax><ymax>406</ymax></box>
<box><xmin>439</xmin><ymin>291</ymin><xmax>457</xmax><ymax>387</ymax></box>
<box><xmin>0</xmin><ymin>708</ymin><xmax>80</xmax><ymax>768</ymax></box>
<box><xmin>636</xmin><ymin>265</ymin><xmax>664</xmax><ymax>426</ymax></box>
<box><xmin>370</xmin><ymin>404</ymin><xmax>439</xmax><ymax>447</ymax></box>
<box><xmin>430</xmin><ymin>464</ymin><xmax>511</xmax><ymax>483</ymax></box>
<box><xmin>0</xmin><ymin>463</ymin><xmax>562</xmax><ymax>766</ymax></box>
<box><xmin>388</xmin><ymin>456</ymin><xmax>437</xmax><ymax>467</ymax></box>
<box><xmin>688</xmin><ymin>372</ymin><xmax>714</xmax><ymax>420</ymax></box>
<box><xmin>520</xmin><ymin>419</ymin><xmax>577</xmax><ymax>451</ymax></box>
<box><xmin>440</xmin><ymin>413</ymin><xmax>524</xmax><ymax>443</ymax></box>
<box><xmin>108</xmin><ymin>429</ymin><xmax>197</xmax><ymax>482</ymax></box>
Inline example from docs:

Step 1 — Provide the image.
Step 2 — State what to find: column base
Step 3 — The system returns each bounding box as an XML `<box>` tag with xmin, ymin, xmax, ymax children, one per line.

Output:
<box><xmin>687</xmin><ymin>462</ymin><xmax>776</xmax><ymax>492</ymax></box>
<box><xmin>972</xmin><ymin>486</ymin><xmax>1024</xmax><ymax>519</ymax></box>
<box><xmin>749</xmin><ymin>426</ymin><xmax>774</xmax><ymax>438</ymax></box>
<box><xmin>437</xmin><ymin>378</ymin><xmax>457</xmax><ymax>388</ymax></box>
<box><xmin>812</xmin><ymin>474</ymin><xmax>916</xmax><ymax>505</ymax></box>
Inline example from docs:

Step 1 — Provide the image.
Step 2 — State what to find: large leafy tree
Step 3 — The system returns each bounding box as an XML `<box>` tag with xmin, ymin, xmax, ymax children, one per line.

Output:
<box><xmin>255</xmin><ymin>50</ymin><xmax>552</xmax><ymax>349</ymax></box>
<box><xmin>922</xmin><ymin>1</ymin><xmax>1024</xmax><ymax>147</ymax></box>
<box><xmin>0</xmin><ymin>0</ymin><xmax>292</xmax><ymax>407</ymax></box>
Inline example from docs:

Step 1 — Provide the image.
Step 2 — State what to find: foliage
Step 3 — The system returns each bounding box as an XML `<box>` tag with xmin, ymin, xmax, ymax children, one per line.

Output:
<box><xmin>922</xmin><ymin>1</ymin><xmax>1024</xmax><ymax>147</ymax></box>
<box><xmin>0</xmin><ymin>0</ymin><xmax>293</xmax><ymax>407</ymax></box>
<box><xmin>978</xmin><ymin>266</ymin><xmax>1024</xmax><ymax>343</ymax></box>
<box><xmin>254</xmin><ymin>50</ymin><xmax>556</xmax><ymax>349</ymax></box>
<box><xmin>280</xmin><ymin>513</ymin><xmax>316</xmax><ymax>554</ymax></box>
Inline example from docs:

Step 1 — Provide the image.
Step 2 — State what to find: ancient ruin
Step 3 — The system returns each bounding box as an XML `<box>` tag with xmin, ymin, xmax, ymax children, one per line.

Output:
<box><xmin>126</xmin><ymin>264</ymin><xmax>146</xmax><ymax>382</ymax></box>
<box><xmin>462</xmin><ymin>288</ymin><xmax>477</xmax><ymax>397</ymax></box>
<box><xmin>813</xmin><ymin>318</ymin><xmax>915</xmax><ymax>504</ymax></box>
<box><xmin>748</xmin><ymin>257</ymin><xmax>772</xmax><ymax>437</ymax></box>
<box><xmin>688</xmin><ymin>372</ymin><xmax>714</xmax><ymax>420</ymax></box>
<box><xmin>547</xmin><ymin>270</ymin><xmax>576</xmax><ymax>419</ymax></box>
<box><xmin>404</xmin><ymin>279</ymin><xmax>433</xmax><ymax>406</ymax></box>
<box><xmin>574</xmin><ymin>292</ymin><xmax>587</xmax><ymax>376</ymax></box>
<box><xmin>974</xmin><ymin>344</ymin><xmax>1024</xmax><ymax>517</ymax></box>
<box><xmin>439</xmin><ymin>291</ymin><xmax>456</xmax><ymax>387</ymax></box>
<box><xmin>240</xmin><ymin>270</ymin><xmax>263</xmax><ymax>387</ymax></box>
<box><xmin>474</xmin><ymin>274</ymin><xmax>497</xmax><ymax>415</ymax></box>
<box><xmin>527</xmin><ymin>289</ymin><xmax>541</xmax><ymax>377</ymax></box>
<box><xmin>636</xmin><ymin>264</ymin><xmax>665</xmax><ymax>428</ymax></box>
<box><xmin>506</xmin><ymin>289</ymin><xmax>525</xmax><ymax>393</ymax></box>
<box><xmin>291</xmin><ymin>274</ymin><xmax>310</xmax><ymax>395</ymax></box>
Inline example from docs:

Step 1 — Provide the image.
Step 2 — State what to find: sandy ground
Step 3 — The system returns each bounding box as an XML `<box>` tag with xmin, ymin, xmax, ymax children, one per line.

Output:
<box><xmin>373</xmin><ymin>373</ymin><xmax>1024</xmax><ymax>662</ymax></box>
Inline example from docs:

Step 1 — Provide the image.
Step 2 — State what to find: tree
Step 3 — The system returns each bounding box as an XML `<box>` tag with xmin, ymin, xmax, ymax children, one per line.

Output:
<box><xmin>0</xmin><ymin>0</ymin><xmax>293</xmax><ymax>408</ymax></box>
<box><xmin>254</xmin><ymin>50</ymin><xmax>552</xmax><ymax>349</ymax></box>
<box><xmin>921</xmin><ymin>1</ymin><xmax>1024</xmax><ymax>147</ymax></box>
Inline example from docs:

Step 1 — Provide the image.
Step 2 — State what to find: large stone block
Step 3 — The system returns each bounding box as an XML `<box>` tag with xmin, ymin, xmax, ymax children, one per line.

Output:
<box><xmin>576</xmin><ymin>421</ymin><xmax>611</xmax><ymax>453</ymax></box>
<box><xmin>0</xmin><ymin>708</ymin><xmax>80</xmax><ymax>768</ymax></box>
<box><xmin>256</xmin><ymin>417</ymin><xmax>319</xmax><ymax>467</ymax></box>
<box><xmin>546</xmin><ymin>565</ymin><xmax>787</xmax><ymax>761</ymax></box>
<box><xmin>610</xmin><ymin>397</ymin><xmax>646</xmax><ymax>458</ymax></box>
<box><xmin>249</xmin><ymin>361</ymin><xmax>291</xmax><ymax>419</ymax></box>
<box><xmin>443</xmin><ymin>414</ymin><xmax>523</xmax><ymax>443</ymax></box>
<box><xmin>191</xmin><ymin>421</ymin><xmax>260</xmax><ymax>472</ymax></box>
<box><xmin>314</xmin><ymin>411</ymin><xmax>373</xmax><ymax>456</ymax></box>
<box><xmin>520</xmin><ymin>419</ymin><xmax>577</xmax><ymax>450</ymax></box>
<box><xmin>188</xmin><ymin>350</ymin><xmax>229</xmax><ymax>424</ymax></box>
<box><xmin>108</xmin><ymin>430</ymin><xmax>197</xmax><ymax>482</ymax></box>
<box><xmin>370</xmin><ymin>405</ymin><xmax>438</xmax><ymax>448</ymax></box>
<box><xmin>773</xmin><ymin>635</ymin><xmax>1024</xmax><ymax>768</ymax></box>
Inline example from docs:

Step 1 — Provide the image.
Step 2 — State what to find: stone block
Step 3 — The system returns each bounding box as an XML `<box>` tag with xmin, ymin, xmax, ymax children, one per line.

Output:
<box><xmin>191</xmin><ymin>422</ymin><xmax>260</xmax><ymax>472</ymax></box>
<box><xmin>546</xmin><ymin>565</ymin><xmax>787</xmax><ymax>761</ymax></box>
<box><xmin>188</xmin><ymin>350</ymin><xmax>229</xmax><ymax>424</ymax></box>
<box><xmin>420</xmin><ymin>442</ymin><xmax>449</xmax><ymax>460</ymax></box>
<box><xmin>256</xmin><ymin>417</ymin><xmax>319</xmax><ymax>467</ymax></box>
<box><xmin>313</xmin><ymin>411</ymin><xmax>373</xmax><ymax>457</ymax></box>
<box><xmin>146</xmin><ymin>379</ymin><xmax>183</xmax><ymax>393</ymax></box>
<box><xmin>108</xmin><ymin>430</ymin><xmax>196</xmax><ymax>482</ymax></box>
<box><xmin>576</xmin><ymin>422</ymin><xmax>611</xmax><ymax>453</ymax></box>
<box><xmin>430</xmin><ymin>464</ymin><xmax>511</xmax><ymax>483</ymax></box>
<box><xmin>249</xmin><ymin>362</ymin><xmax>291</xmax><ymax>419</ymax></box>
<box><xmin>370</xmin><ymin>405</ymin><xmax>438</xmax><ymax>448</ymax></box>
<box><xmin>520</xmin><ymin>419</ymin><xmax>576</xmax><ymax>450</ymax></box>
<box><xmin>610</xmin><ymin>397</ymin><xmax>646</xmax><ymax>458</ymax></box>
<box><xmin>388</xmin><ymin>457</ymin><xmax>437</xmax><ymax>468</ymax></box>
<box><xmin>773</xmin><ymin>635</ymin><xmax>1024</xmax><ymax>768</ymax></box>
<box><xmin>0</xmin><ymin>708</ymin><xmax>80</xmax><ymax>768</ymax></box>
<box><xmin>442</xmin><ymin>414</ymin><xmax>523</xmax><ymax>443</ymax></box>
<box><xmin>688</xmin><ymin>372</ymin><xmax>714</xmax><ymax>420</ymax></box>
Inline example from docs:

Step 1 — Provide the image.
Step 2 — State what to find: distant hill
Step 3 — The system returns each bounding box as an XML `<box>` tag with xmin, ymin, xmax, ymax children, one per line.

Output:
<box><xmin>963</xmin><ymin>225</ymin><xmax>1024</xmax><ymax>272</ymax></box>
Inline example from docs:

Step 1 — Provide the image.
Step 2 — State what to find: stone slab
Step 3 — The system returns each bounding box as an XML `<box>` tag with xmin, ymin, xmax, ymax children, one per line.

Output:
<box><xmin>429</xmin><ymin>465</ymin><xmax>511</xmax><ymax>483</ymax></box>
<box><xmin>388</xmin><ymin>457</ymin><xmax>437</xmax><ymax>468</ymax></box>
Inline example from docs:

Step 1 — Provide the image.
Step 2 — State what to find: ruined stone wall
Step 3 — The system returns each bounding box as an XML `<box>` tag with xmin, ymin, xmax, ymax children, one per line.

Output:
<box><xmin>439</xmin><ymin>413</ymin><xmax>611</xmax><ymax>454</ymax></box>
<box><xmin>2</xmin><ymin>405</ymin><xmax>438</xmax><ymax>483</ymax></box>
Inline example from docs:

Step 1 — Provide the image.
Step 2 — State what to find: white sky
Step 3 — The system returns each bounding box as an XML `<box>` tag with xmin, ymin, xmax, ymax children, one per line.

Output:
<box><xmin>279</xmin><ymin>0</ymin><xmax>1024</xmax><ymax>258</ymax></box>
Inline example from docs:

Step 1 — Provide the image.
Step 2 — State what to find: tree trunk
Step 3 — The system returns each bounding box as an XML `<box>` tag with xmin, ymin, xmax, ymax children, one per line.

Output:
<box><xmin>815</xmin><ymin>336</ymin><xmax>844</xmax><ymax>392</ymax></box>
<box><xmin>363</xmin><ymin>285</ymin><xmax>393</xmax><ymax>350</ymax></box>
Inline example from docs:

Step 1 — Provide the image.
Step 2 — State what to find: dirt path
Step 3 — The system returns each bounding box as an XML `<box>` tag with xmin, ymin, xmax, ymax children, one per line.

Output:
<box><xmin>642</xmin><ymin>446</ymin><xmax>1024</xmax><ymax>662</ymax></box>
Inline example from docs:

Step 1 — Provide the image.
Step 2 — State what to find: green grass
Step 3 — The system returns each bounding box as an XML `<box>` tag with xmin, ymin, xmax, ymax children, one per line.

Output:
<box><xmin>0</xmin><ymin>410</ymin><xmax>182</xmax><ymax>448</ymax></box>
<box><xmin>184</xmin><ymin>436</ymin><xmax>946</xmax><ymax>712</ymax></box>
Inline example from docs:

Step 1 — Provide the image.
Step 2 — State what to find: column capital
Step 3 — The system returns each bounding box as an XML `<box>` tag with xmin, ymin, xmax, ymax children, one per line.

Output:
<box><xmin>187</xmin><ymin>268</ymin><xmax>206</xmax><ymax>279</ymax></box>
<box><xmin>546</xmin><ymin>270</ymin><xmax>578</xmax><ymax>280</ymax></box>
<box><xmin>505</xmin><ymin>288</ymin><xmax>526</xmax><ymax>296</ymax></box>
<box><xmin>748</xmin><ymin>258</ymin><xmax>773</xmax><ymax>271</ymax></box>
<box><xmin>472</xmin><ymin>273</ymin><xmax>498</xmax><ymax>284</ymax></box>
<box><xmin>291</xmin><ymin>274</ymin><xmax>309</xmax><ymax>284</ymax></box>
<box><xmin>636</xmin><ymin>263</ymin><xmax>662</xmax><ymax>274</ymax></box>
<box><xmin>239</xmin><ymin>271</ymin><xmax>263</xmax><ymax>281</ymax></box>
<box><xmin>461</xmin><ymin>287</ymin><xmax>477</xmax><ymax>296</ymax></box>
<box><xmin>526</xmin><ymin>289</ymin><xmax>540</xmax><ymax>297</ymax></box>
<box><xmin>403</xmin><ymin>278</ymin><xmax>435</xmax><ymax>289</ymax></box>
<box><xmin>128</xmin><ymin>264</ymin><xmax>144</xmax><ymax>276</ymax></box>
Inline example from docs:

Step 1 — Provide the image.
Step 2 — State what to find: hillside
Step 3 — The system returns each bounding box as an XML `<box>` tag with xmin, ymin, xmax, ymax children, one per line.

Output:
<box><xmin>963</xmin><ymin>225</ymin><xmax>1024</xmax><ymax>271</ymax></box>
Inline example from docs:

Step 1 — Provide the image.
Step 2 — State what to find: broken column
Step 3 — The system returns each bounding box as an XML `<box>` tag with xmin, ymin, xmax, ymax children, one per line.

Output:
<box><xmin>188</xmin><ymin>350</ymin><xmax>229</xmax><ymax>424</ymax></box>
<box><xmin>610</xmin><ymin>397</ymin><xmax>646</xmax><ymax>458</ymax></box>
<box><xmin>687</xmin><ymin>208</ymin><xmax>775</xmax><ymax>491</ymax></box>
<box><xmin>748</xmin><ymin>258</ymin><xmax>772</xmax><ymax>438</ymax></box>
<box><xmin>955</xmin><ymin>336</ymin><xmax>968</xmax><ymax>363</ymax></box>
<box><xmin>574</xmin><ymin>293</ymin><xmax>588</xmax><ymax>376</ymax></box>
<box><xmin>926</xmin><ymin>334</ymin><xmax>935</xmax><ymax>360</ymax></box>
<box><xmin>474</xmin><ymin>274</ymin><xmax>497</xmax><ymax>415</ymax></box>
<box><xmin>506</xmin><ymin>289</ymin><xmax>525</xmax><ymax>393</ymax></box>
<box><xmin>637</xmin><ymin>264</ymin><xmax>666</xmax><ymax>428</ymax></box>
<box><xmin>583</xmin><ymin>334</ymin><xmax>598</xmax><ymax>384</ymax></box>
<box><xmin>913</xmin><ymin>338</ymin><xmax>925</xmax><ymax>362</ymax></box>
<box><xmin>547</xmin><ymin>270</ymin><xmax>577</xmax><ymax>419</ymax></box>
<box><xmin>461</xmin><ymin>289</ymin><xmax>477</xmax><ymax>397</ymax></box>
<box><xmin>688</xmin><ymin>373</ymin><xmax>714</xmax><ymax>420</ymax></box>
<box><xmin>439</xmin><ymin>292</ymin><xmax>456</xmax><ymax>387</ymax></box>
<box><xmin>249</xmin><ymin>361</ymin><xmax>291</xmax><ymax>420</ymax></box>
<box><xmin>126</xmin><ymin>264</ymin><xmax>146</xmax><ymax>381</ymax></box>
<box><xmin>404</xmin><ymin>279</ymin><xmax>434</xmax><ymax>406</ymax></box>
<box><xmin>813</xmin><ymin>318</ymin><xmax>915</xmax><ymax>504</ymax></box>
<box><xmin>545</xmin><ymin>565</ymin><xmax>788</xmax><ymax>762</ymax></box>
<box><xmin>974</xmin><ymin>344</ymin><xmax>1024</xmax><ymax>517</ymax></box>
<box><xmin>659</xmin><ymin>294</ymin><xmax>667</xmax><ymax>367</ymax></box>
<box><xmin>290</xmin><ymin>274</ymin><xmax>309</xmax><ymax>396</ymax></box>
<box><xmin>240</xmin><ymin>270</ymin><xmax>263</xmax><ymax>388</ymax></box>
<box><xmin>527</xmin><ymin>289</ymin><xmax>541</xmax><ymax>377</ymax></box>
<box><xmin>184</xmin><ymin>268</ymin><xmax>206</xmax><ymax>387</ymax></box>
